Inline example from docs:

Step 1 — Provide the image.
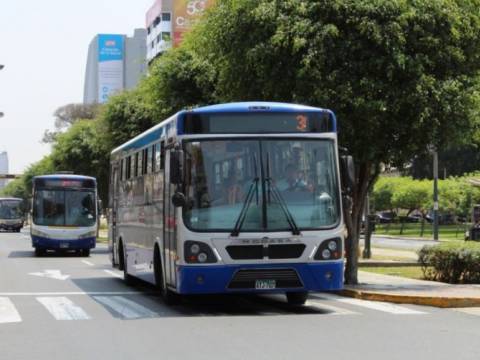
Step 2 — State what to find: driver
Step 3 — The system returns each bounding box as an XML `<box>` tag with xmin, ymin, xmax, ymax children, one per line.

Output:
<box><xmin>277</xmin><ymin>164</ymin><xmax>307</xmax><ymax>192</ymax></box>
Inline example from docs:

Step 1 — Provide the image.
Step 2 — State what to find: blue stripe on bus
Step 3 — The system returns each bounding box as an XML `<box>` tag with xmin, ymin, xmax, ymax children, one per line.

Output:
<box><xmin>31</xmin><ymin>235</ymin><xmax>96</xmax><ymax>250</ymax></box>
<box><xmin>175</xmin><ymin>261</ymin><xmax>343</xmax><ymax>294</ymax></box>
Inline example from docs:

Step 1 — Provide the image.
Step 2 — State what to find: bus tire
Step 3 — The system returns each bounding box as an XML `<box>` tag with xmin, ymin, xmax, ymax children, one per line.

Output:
<box><xmin>286</xmin><ymin>292</ymin><xmax>308</xmax><ymax>306</ymax></box>
<box><xmin>119</xmin><ymin>241</ymin><xmax>135</xmax><ymax>286</ymax></box>
<box><xmin>81</xmin><ymin>249</ymin><xmax>90</xmax><ymax>257</ymax></box>
<box><xmin>154</xmin><ymin>246</ymin><xmax>179</xmax><ymax>305</ymax></box>
<box><xmin>34</xmin><ymin>248</ymin><xmax>45</xmax><ymax>257</ymax></box>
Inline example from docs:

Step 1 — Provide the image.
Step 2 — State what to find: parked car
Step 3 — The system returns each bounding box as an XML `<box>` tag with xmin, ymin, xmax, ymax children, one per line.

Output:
<box><xmin>376</xmin><ymin>211</ymin><xmax>396</xmax><ymax>223</ymax></box>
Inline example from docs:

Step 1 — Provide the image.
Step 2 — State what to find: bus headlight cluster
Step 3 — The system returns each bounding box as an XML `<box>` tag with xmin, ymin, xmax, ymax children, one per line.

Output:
<box><xmin>314</xmin><ymin>237</ymin><xmax>342</xmax><ymax>261</ymax></box>
<box><xmin>184</xmin><ymin>241</ymin><xmax>217</xmax><ymax>264</ymax></box>
<box><xmin>31</xmin><ymin>228</ymin><xmax>51</xmax><ymax>238</ymax></box>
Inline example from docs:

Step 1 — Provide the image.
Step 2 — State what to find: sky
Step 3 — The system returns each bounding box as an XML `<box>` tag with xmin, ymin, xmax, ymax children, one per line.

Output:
<box><xmin>0</xmin><ymin>0</ymin><xmax>154</xmax><ymax>173</ymax></box>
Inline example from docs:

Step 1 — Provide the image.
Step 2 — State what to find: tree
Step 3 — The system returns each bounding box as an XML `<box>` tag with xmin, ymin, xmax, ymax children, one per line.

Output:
<box><xmin>42</xmin><ymin>103</ymin><xmax>100</xmax><ymax>143</ymax></box>
<box><xmin>50</xmin><ymin>120</ymin><xmax>109</xmax><ymax>201</ymax></box>
<box><xmin>187</xmin><ymin>0</ymin><xmax>480</xmax><ymax>283</ymax></box>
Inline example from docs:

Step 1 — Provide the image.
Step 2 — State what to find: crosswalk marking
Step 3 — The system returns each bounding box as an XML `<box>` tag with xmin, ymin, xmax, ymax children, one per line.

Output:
<box><xmin>316</xmin><ymin>293</ymin><xmax>426</xmax><ymax>315</ymax></box>
<box><xmin>104</xmin><ymin>269</ymin><xmax>123</xmax><ymax>278</ymax></box>
<box><xmin>0</xmin><ymin>297</ymin><xmax>21</xmax><ymax>323</ymax></box>
<box><xmin>93</xmin><ymin>296</ymin><xmax>159</xmax><ymax>319</ymax></box>
<box><xmin>81</xmin><ymin>260</ymin><xmax>94</xmax><ymax>266</ymax></box>
<box><xmin>305</xmin><ymin>299</ymin><xmax>359</xmax><ymax>315</ymax></box>
<box><xmin>37</xmin><ymin>297</ymin><xmax>91</xmax><ymax>320</ymax></box>
<box><xmin>452</xmin><ymin>307</ymin><xmax>480</xmax><ymax>316</ymax></box>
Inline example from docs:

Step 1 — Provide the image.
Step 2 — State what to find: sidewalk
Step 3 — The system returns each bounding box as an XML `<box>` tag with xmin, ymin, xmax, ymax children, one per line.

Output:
<box><xmin>341</xmin><ymin>271</ymin><xmax>480</xmax><ymax>308</ymax></box>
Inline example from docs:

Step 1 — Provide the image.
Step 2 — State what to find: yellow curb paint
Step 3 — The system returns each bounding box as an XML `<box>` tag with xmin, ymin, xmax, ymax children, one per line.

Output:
<box><xmin>339</xmin><ymin>289</ymin><xmax>480</xmax><ymax>308</ymax></box>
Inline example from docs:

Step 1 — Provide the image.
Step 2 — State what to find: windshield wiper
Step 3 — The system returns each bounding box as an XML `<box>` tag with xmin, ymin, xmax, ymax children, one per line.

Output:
<box><xmin>265</xmin><ymin>153</ymin><xmax>301</xmax><ymax>236</ymax></box>
<box><xmin>231</xmin><ymin>155</ymin><xmax>259</xmax><ymax>237</ymax></box>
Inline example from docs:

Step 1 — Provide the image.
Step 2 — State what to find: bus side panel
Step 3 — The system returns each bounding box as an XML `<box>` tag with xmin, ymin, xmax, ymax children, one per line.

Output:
<box><xmin>163</xmin><ymin>149</ymin><xmax>178</xmax><ymax>289</ymax></box>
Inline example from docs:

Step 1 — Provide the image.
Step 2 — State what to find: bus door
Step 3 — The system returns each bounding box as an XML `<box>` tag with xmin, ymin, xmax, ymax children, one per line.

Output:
<box><xmin>111</xmin><ymin>165</ymin><xmax>120</xmax><ymax>265</ymax></box>
<box><xmin>163</xmin><ymin>148</ymin><xmax>177</xmax><ymax>288</ymax></box>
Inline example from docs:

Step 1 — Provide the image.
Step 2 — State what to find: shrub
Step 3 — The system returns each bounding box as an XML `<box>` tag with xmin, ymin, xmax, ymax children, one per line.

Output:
<box><xmin>418</xmin><ymin>243</ymin><xmax>480</xmax><ymax>283</ymax></box>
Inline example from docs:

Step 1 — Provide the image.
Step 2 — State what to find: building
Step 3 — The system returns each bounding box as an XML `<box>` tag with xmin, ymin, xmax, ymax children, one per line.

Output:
<box><xmin>146</xmin><ymin>0</ymin><xmax>173</xmax><ymax>63</ymax></box>
<box><xmin>0</xmin><ymin>151</ymin><xmax>9</xmax><ymax>191</ymax></box>
<box><xmin>83</xmin><ymin>29</ymin><xmax>147</xmax><ymax>104</ymax></box>
<box><xmin>146</xmin><ymin>0</ymin><xmax>215</xmax><ymax>64</ymax></box>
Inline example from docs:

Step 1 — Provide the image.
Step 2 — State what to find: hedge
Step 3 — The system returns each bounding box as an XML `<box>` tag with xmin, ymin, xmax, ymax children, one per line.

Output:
<box><xmin>417</xmin><ymin>243</ymin><xmax>480</xmax><ymax>284</ymax></box>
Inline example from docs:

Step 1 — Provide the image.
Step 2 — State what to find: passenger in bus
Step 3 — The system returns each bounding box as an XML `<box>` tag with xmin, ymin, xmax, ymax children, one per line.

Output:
<box><xmin>277</xmin><ymin>164</ymin><xmax>308</xmax><ymax>192</ymax></box>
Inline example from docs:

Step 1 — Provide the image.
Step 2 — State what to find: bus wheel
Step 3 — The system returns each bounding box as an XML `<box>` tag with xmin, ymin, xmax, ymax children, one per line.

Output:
<box><xmin>34</xmin><ymin>248</ymin><xmax>45</xmax><ymax>257</ymax></box>
<box><xmin>81</xmin><ymin>249</ymin><xmax>90</xmax><ymax>257</ymax></box>
<box><xmin>154</xmin><ymin>246</ymin><xmax>179</xmax><ymax>305</ymax></box>
<box><xmin>120</xmin><ymin>242</ymin><xmax>135</xmax><ymax>286</ymax></box>
<box><xmin>286</xmin><ymin>292</ymin><xmax>308</xmax><ymax>306</ymax></box>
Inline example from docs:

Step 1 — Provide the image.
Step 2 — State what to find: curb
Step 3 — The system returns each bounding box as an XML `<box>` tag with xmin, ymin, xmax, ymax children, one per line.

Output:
<box><xmin>338</xmin><ymin>288</ymin><xmax>480</xmax><ymax>308</ymax></box>
<box><xmin>358</xmin><ymin>261</ymin><xmax>419</xmax><ymax>268</ymax></box>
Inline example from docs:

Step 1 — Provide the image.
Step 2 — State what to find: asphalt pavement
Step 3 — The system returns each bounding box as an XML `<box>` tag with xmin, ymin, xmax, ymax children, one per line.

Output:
<box><xmin>0</xmin><ymin>230</ymin><xmax>479</xmax><ymax>360</ymax></box>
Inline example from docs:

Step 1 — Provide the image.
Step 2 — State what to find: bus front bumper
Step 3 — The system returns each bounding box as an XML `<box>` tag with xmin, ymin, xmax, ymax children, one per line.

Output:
<box><xmin>31</xmin><ymin>235</ymin><xmax>96</xmax><ymax>250</ymax></box>
<box><xmin>176</xmin><ymin>261</ymin><xmax>344</xmax><ymax>295</ymax></box>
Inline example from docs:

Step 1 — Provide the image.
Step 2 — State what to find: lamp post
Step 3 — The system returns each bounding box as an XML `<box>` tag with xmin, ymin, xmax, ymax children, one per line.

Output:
<box><xmin>433</xmin><ymin>149</ymin><xmax>439</xmax><ymax>241</ymax></box>
<box><xmin>0</xmin><ymin>64</ymin><xmax>4</xmax><ymax>118</ymax></box>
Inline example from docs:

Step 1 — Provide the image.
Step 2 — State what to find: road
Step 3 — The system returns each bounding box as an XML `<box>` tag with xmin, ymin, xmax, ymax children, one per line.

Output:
<box><xmin>0</xmin><ymin>230</ymin><xmax>479</xmax><ymax>360</ymax></box>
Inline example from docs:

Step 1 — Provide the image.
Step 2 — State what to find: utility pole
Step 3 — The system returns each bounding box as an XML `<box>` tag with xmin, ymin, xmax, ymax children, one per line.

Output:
<box><xmin>433</xmin><ymin>150</ymin><xmax>439</xmax><ymax>241</ymax></box>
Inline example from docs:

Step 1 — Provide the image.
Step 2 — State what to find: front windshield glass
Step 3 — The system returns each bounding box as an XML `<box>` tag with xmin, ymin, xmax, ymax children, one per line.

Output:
<box><xmin>34</xmin><ymin>190</ymin><xmax>96</xmax><ymax>227</ymax></box>
<box><xmin>184</xmin><ymin>139</ymin><xmax>339</xmax><ymax>232</ymax></box>
<box><xmin>0</xmin><ymin>200</ymin><xmax>23</xmax><ymax>219</ymax></box>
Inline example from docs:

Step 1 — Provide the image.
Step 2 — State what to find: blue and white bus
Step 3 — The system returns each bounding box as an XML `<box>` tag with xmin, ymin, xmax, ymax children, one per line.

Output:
<box><xmin>109</xmin><ymin>102</ymin><xmax>353</xmax><ymax>305</ymax></box>
<box><xmin>31</xmin><ymin>175</ymin><xmax>98</xmax><ymax>257</ymax></box>
<box><xmin>0</xmin><ymin>198</ymin><xmax>24</xmax><ymax>232</ymax></box>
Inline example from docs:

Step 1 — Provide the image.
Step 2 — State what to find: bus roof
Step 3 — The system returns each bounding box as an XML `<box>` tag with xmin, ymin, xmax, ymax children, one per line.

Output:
<box><xmin>111</xmin><ymin>102</ymin><xmax>336</xmax><ymax>156</ymax></box>
<box><xmin>33</xmin><ymin>174</ymin><xmax>96</xmax><ymax>182</ymax></box>
<box><xmin>0</xmin><ymin>198</ymin><xmax>22</xmax><ymax>201</ymax></box>
<box><xmin>188</xmin><ymin>102</ymin><xmax>331</xmax><ymax>114</ymax></box>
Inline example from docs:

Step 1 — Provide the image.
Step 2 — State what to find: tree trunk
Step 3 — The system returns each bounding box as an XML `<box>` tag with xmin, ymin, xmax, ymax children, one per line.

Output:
<box><xmin>344</xmin><ymin>161</ymin><xmax>380</xmax><ymax>285</ymax></box>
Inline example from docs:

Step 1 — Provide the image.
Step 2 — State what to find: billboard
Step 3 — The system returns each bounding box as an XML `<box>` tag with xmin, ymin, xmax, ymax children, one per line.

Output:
<box><xmin>173</xmin><ymin>0</ymin><xmax>214</xmax><ymax>47</ymax></box>
<box><xmin>98</xmin><ymin>34</ymin><xmax>124</xmax><ymax>103</ymax></box>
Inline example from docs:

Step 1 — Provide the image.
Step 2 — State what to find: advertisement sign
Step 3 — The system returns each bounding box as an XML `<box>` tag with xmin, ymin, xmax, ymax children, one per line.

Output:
<box><xmin>173</xmin><ymin>0</ymin><xmax>214</xmax><ymax>47</ymax></box>
<box><xmin>98</xmin><ymin>34</ymin><xmax>124</xmax><ymax>103</ymax></box>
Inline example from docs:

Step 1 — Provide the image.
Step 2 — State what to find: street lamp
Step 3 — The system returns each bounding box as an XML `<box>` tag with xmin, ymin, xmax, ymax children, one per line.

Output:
<box><xmin>432</xmin><ymin>148</ymin><xmax>439</xmax><ymax>241</ymax></box>
<box><xmin>0</xmin><ymin>64</ymin><xmax>4</xmax><ymax>118</ymax></box>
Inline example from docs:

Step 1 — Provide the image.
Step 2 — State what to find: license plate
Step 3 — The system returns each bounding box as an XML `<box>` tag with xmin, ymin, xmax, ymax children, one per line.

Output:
<box><xmin>255</xmin><ymin>279</ymin><xmax>276</xmax><ymax>290</ymax></box>
<box><xmin>59</xmin><ymin>243</ymin><xmax>69</xmax><ymax>249</ymax></box>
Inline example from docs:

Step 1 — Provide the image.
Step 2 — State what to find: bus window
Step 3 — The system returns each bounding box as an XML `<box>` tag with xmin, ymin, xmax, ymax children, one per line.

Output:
<box><xmin>120</xmin><ymin>160</ymin><xmax>124</xmax><ymax>181</ymax></box>
<box><xmin>130</xmin><ymin>155</ymin><xmax>135</xmax><ymax>179</ymax></box>
<box><xmin>160</xmin><ymin>141</ymin><xmax>165</xmax><ymax>169</ymax></box>
<box><xmin>151</xmin><ymin>144</ymin><xmax>156</xmax><ymax>172</ymax></box>
<box><xmin>145</xmin><ymin>148</ymin><xmax>150</xmax><ymax>174</ymax></box>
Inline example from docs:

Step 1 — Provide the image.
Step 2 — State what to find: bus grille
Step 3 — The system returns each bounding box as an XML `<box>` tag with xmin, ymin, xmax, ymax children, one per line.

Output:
<box><xmin>226</xmin><ymin>244</ymin><xmax>306</xmax><ymax>260</ymax></box>
<box><xmin>228</xmin><ymin>269</ymin><xmax>303</xmax><ymax>289</ymax></box>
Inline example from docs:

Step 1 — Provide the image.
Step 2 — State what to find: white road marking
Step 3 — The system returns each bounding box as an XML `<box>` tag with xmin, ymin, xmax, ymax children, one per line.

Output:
<box><xmin>81</xmin><ymin>260</ymin><xmax>94</xmax><ymax>266</ymax></box>
<box><xmin>0</xmin><ymin>297</ymin><xmax>22</xmax><ymax>323</ymax></box>
<box><xmin>29</xmin><ymin>269</ymin><xmax>70</xmax><ymax>281</ymax></box>
<box><xmin>316</xmin><ymin>293</ymin><xmax>427</xmax><ymax>315</ymax></box>
<box><xmin>0</xmin><ymin>291</ymin><xmax>147</xmax><ymax>296</ymax></box>
<box><xmin>93</xmin><ymin>296</ymin><xmax>158</xmax><ymax>319</ymax></box>
<box><xmin>305</xmin><ymin>299</ymin><xmax>359</xmax><ymax>315</ymax></box>
<box><xmin>104</xmin><ymin>269</ymin><xmax>123</xmax><ymax>278</ymax></box>
<box><xmin>452</xmin><ymin>307</ymin><xmax>480</xmax><ymax>316</ymax></box>
<box><xmin>37</xmin><ymin>297</ymin><xmax>90</xmax><ymax>320</ymax></box>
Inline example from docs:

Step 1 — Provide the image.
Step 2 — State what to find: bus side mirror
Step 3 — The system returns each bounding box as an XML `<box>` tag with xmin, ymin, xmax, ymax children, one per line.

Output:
<box><xmin>172</xmin><ymin>192</ymin><xmax>186</xmax><ymax>207</ymax></box>
<box><xmin>340</xmin><ymin>155</ymin><xmax>355</xmax><ymax>193</ymax></box>
<box><xmin>170</xmin><ymin>150</ymin><xmax>184</xmax><ymax>185</ymax></box>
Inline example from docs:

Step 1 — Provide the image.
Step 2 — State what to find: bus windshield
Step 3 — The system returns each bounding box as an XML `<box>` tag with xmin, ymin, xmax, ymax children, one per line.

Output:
<box><xmin>33</xmin><ymin>190</ymin><xmax>96</xmax><ymax>227</ymax></box>
<box><xmin>184</xmin><ymin>138</ymin><xmax>340</xmax><ymax>232</ymax></box>
<box><xmin>0</xmin><ymin>200</ymin><xmax>23</xmax><ymax>220</ymax></box>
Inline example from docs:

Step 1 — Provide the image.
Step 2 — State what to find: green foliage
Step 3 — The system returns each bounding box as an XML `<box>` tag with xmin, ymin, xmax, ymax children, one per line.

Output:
<box><xmin>374</xmin><ymin>176</ymin><xmax>480</xmax><ymax>217</ymax></box>
<box><xmin>418</xmin><ymin>242</ymin><xmax>480</xmax><ymax>283</ymax></box>
<box><xmin>191</xmin><ymin>0</ymin><xmax>480</xmax><ymax>165</ymax></box>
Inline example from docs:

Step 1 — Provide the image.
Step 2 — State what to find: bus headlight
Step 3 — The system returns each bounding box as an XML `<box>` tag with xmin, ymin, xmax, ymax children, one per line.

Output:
<box><xmin>79</xmin><ymin>231</ymin><xmax>97</xmax><ymax>239</ymax></box>
<box><xmin>314</xmin><ymin>237</ymin><xmax>342</xmax><ymax>261</ymax></box>
<box><xmin>31</xmin><ymin>229</ymin><xmax>50</xmax><ymax>238</ymax></box>
<box><xmin>197</xmin><ymin>253</ymin><xmax>208</xmax><ymax>263</ymax></box>
<box><xmin>184</xmin><ymin>241</ymin><xmax>217</xmax><ymax>264</ymax></box>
